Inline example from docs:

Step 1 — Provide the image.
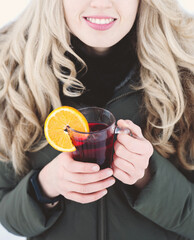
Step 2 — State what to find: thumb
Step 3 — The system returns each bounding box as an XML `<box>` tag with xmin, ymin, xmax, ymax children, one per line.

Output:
<box><xmin>57</xmin><ymin>151</ymin><xmax>73</xmax><ymax>162</ymax></box>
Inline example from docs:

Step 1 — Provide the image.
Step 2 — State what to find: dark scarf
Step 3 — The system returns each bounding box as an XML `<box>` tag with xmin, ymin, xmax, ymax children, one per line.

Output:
<box><xmin>63</xmin><ymin>27</ymin><xmax>138</xmax><ymax>107</ymax></box>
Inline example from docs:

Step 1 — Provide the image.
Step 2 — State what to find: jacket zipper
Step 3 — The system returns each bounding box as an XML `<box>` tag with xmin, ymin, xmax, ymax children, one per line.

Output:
<box><xmin>98</xmin><ymin>197</ymin><xmax>106</xmax><ymax>240</ymax></box>
<box><xmin>97</xmin><ymin>90</ymin><xmax>140</xmax><ymax>240</ymax></box>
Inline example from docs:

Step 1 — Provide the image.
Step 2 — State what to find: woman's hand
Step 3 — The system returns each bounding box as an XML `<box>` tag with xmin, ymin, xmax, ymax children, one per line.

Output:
<box><xmin>112</xmin><ymin>119</ymin><xmax>153</xmax><ymax>188</ymax></box>
<box><xmin>38</xmin><ymin>152</ymin><xmax>115</xmax><ymax>204</ymax></box>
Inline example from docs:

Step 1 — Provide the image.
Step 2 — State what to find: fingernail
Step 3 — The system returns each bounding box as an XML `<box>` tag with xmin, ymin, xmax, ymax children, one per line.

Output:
<box><xmin>106</xmin><ymin>169</ymin><xmax>113</xmax><ymax>176</ymax></box>
<box><xmin>109</xmin><ymin>178</ymin><xmax>116</xmax><ymax>185</ymax></box>
<box><xmin>92</xmin><ymin>165</ymin><xmax>100</xmax><ymax>171</ymax></box>
<box><xmin>101</xmin><ymin>189</ymin><xmax>108</xmax><ymax>196</ymax></box>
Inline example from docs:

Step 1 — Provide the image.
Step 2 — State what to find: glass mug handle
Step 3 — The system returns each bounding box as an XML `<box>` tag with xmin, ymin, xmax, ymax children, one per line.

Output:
<box><xmin>115</xmin><ymin>127</ymin><xmax>131</xmax><ymax>135</ymax></box>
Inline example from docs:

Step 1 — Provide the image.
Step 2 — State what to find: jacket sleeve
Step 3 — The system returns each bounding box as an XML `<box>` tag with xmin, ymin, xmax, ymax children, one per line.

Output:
<box><xmin>128</xmin><ymin>150</ymin><xmax>194</xmax><ymax>239</ymax></box>
<box><xmin>0</xmin><ymin>162</ymin><xmax>64</xmax><ymax>237</ymax></box>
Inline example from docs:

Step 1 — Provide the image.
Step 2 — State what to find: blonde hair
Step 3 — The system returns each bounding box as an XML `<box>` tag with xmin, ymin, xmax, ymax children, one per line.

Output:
<box><xmin>0</xmin><ymin>0</ymin><xmax>193</xmax><ymax>174</ymax></box>
<box><xmin>137</xmin><ymin>0</ymin><xmax>194</xmax><ymax>169</ymax></box>
<box><xmin>0</xmin><ymin>0</ymin><xmax>85</xmax><ymax>175</ymax></box>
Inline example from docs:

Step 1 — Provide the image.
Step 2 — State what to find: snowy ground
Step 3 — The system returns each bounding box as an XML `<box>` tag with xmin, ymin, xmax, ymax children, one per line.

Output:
<box><xmin>0</xmin><ymin>224</ymin><xmax>25</xmax><ymax>240</ymax></box>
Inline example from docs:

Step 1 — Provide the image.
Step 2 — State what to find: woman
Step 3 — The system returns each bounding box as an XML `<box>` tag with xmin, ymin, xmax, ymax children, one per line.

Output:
<box><xmin>0</xmin><ymin>0</ymin><xmax>194</xmax><ymax>239</ymax></box>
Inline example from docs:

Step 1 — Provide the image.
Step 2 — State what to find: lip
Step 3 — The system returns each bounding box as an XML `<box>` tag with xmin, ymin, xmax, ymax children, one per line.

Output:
<box><xmin>83</xmin><ymin>16</ymin><xmax>117</xmax><ymax>31</ymax></box>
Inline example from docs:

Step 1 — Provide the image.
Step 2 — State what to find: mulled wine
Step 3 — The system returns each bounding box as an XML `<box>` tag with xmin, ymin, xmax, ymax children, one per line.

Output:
<box><xmin>72</xmin><ymin>122</ymin><xmax>114</xmax><ymax>169</ymax></box>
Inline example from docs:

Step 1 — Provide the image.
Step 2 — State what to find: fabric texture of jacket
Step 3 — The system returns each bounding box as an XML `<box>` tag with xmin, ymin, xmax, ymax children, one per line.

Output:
<box><xmin>0</xmin><ymin>66</ymin><xmax>194</xmax><ymax>240</ymax></box>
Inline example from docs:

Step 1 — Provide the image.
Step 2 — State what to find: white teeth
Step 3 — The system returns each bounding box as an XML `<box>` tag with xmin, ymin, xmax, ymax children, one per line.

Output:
<box><xmin>86</xmin><ymin>17</ymin><xmax>114</xmax><ymax>24</ymax></box>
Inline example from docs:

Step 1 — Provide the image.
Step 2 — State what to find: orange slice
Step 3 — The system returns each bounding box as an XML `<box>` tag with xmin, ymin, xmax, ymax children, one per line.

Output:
<box><xmin>44</xmin><ymin>106</ymin><xmax>89</xmax><ymax>152</ymax></box>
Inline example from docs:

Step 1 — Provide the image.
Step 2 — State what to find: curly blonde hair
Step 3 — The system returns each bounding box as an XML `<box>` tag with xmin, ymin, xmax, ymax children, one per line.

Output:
<box><xmin>137</xmin><ymin>0</ymin><xmax>194</xmax><ymax>169</ymax></box>
<box><xmin>0</xmin><ymin>0</ymin><xmax>193</xmax><ymax>174</ymax></box>
<box><xmin>0</xmin><ymin>0</ymin><xmax>84</xmax><ymax>174</ymax></box>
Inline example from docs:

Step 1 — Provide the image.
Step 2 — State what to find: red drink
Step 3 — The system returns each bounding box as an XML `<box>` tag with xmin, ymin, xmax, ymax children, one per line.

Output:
<box><xmin>71</xmin><ymin>122</ymin><xmax>114</xmax><ymax>169</ymax></box>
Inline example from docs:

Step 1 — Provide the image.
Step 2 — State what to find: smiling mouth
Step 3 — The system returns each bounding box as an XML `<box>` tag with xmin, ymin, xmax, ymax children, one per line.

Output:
<box><xmin>83</xmin><ymin>17</ymin><xmax>117</xmax><ymax>25</ymax></box>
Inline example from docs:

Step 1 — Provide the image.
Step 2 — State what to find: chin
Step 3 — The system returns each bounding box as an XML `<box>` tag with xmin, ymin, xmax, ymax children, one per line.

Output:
<box><xmin>83</xmin><ymin>38</ymin><xmax>121</xmax><ymax>49</ymax></box>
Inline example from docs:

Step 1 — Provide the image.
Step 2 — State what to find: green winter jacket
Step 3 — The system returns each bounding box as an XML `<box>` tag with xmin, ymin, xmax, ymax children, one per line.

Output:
<box><xmin>0</xmin><ymin>68</ymin><xmax>194</xmax><ymax>240</ymax></box>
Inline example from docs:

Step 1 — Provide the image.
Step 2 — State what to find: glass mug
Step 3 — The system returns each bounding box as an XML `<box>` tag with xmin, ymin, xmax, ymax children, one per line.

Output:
<box><xmin>67</xmin><ymin>107</ymin><xmax>130</xmax><ymax>169</ymax></box>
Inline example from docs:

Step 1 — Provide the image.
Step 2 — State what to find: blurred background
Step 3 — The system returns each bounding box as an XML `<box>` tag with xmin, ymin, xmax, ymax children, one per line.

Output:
<box><xmin>0</xmin><ymin>0</ymin><xmax>30</xmax><ymax>29</ymax></box>
<box><xmin>0</xmin><ymin>224</ymin><xmax>25</xmax><ymax>240</ymax></box>
<box><xmin>0</xmin><ymin>0</ymin><xmax>29</xmax><ymax>237</ymax></box>
<box><xmin>0</xmin><ymin>0</ymin><xmax>193</xmax><ymax>239</ymax></box>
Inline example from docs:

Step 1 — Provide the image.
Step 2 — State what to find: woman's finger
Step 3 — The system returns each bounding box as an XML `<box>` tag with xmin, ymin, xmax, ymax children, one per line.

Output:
<box><xmin>116</xmin><ymin>119</ymin><xmax>153</xmax><ymax>156</ymax></box>
<box><xmin>113</xmin><ymin>154</ymin><xmax>135</xmax><ymax>175</ymax></box>
<box><xmin>65</xmin><ymin>168</ymin><xmax>113</xmax><ymax>184</ymax></box>
<box><xmin>112</xmin><ymin>162</ymin><xmax>136</xmax><ymax>185</ymax></box>
<box><xmin>117</xmin><ymin>119</ymin><xmax>143</xmax><ymax>138</ymax></box>
<box><xmin>61</xmin><ymin>152</ymin><xmax>100</xmax><ymax>173</ymax></box>
<box><xmin>114</xmin><ymin>142</ymin><xmax>149</xmax><ymax>169</ymax></box>
<box><xmin>114</xmin><ymin>141</ymin><xmax>141</xmax><ymax>160</ymax></box>
<box><xmin>64</xmin><ymin>177</ymin><xmax>115</xmax><ymax>194</ymax></box>
<box><xmin>117</xmin><ymin>133</ymin><xmax>153</xmax><ymax>156</ymax></box>
<box><xmin>64</xmin><ymin>190</ymin><xmax>108</xmax><ymax>204</ymax></box>
<box><xmin>117</xmin><ymin>134</ymin><xmax>144</xmax><ymax>155</ymax></box>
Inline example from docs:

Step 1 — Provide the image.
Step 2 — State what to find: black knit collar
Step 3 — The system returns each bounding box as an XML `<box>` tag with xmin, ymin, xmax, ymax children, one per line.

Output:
<box><xmin>63</xmin><ymin>28</ymin><xmax>138</xmax><ymax>107</ymax></box>
<box><xmin>70</xmin><ymin>28</ymin><xmax>137</xmax><ymax>76</ymax></box>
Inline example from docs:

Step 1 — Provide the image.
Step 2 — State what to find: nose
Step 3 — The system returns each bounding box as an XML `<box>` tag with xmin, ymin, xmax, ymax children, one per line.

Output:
<box><xmin>90</xmin><ymin>0</ymin><xmax>113</xmax><ymax>9</ymax></box>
